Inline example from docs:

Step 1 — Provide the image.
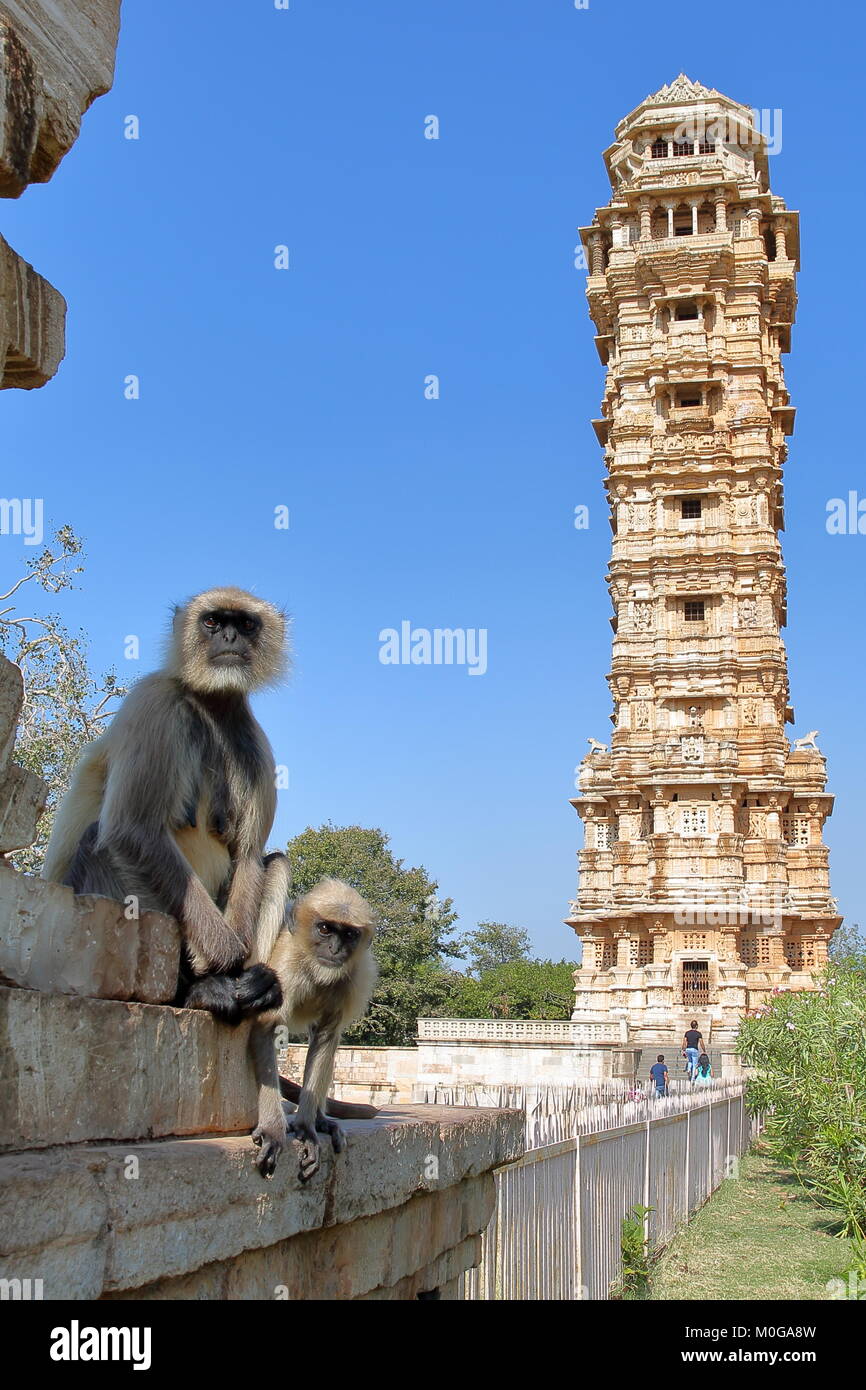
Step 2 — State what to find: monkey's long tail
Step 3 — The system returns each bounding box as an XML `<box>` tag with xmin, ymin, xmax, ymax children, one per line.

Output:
<box><xmin>278</xmin><ymin>1075</ymin><xmax>379</xmax><ymax>1120</ymax></box>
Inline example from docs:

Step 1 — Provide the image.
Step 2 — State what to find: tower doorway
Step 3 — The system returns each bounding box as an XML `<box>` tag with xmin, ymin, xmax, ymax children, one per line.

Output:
<box><xmin>682</xmin><ymin>959</ymin><xmax>709</xmax><ymax>1008</ymax></box>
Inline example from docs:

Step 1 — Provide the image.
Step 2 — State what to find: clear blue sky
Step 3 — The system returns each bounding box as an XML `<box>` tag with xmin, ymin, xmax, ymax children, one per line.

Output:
<box><xmin>2</xmin><ymin>0</ymin><xmax>863</xmax><ymax>955</ymax></box>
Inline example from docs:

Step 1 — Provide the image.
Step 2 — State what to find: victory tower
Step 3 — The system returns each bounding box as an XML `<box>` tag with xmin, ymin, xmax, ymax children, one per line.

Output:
<box><xmin>568</xmin><ymin>77</ymin><xmax>840</xmax><ymax>1044</ymax></box>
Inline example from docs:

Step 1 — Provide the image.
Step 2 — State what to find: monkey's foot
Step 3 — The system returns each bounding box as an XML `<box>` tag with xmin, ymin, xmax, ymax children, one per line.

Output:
<box><xmin>234</xmin><ymin>963</ymin><xmax>283</xmax><ymax>1018</ymax></box>
<box><xmin>315</xmin><ymin>1113</ymin><xmax>346</xmax><ymax>1154</ymax></box>
<box><xmin>252</xmin><ymin>1122</ymin><xmax>286</xmax><ymax>1179</ymax></box>
<box><xmin>285</xmin><ymin>1119</ymin><xmax>322</xmax><ymax>1182</ymax></box>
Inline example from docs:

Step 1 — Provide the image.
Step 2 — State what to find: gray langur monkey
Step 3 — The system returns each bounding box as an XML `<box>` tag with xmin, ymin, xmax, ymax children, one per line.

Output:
<box><xmin>250</xmin><ymin>877</ymin><xmax>378</xmax><ymax>1180</ymax></box>
<box><xmin>42</xmin><ymin>586</ymin><xmax>289</xmax><ymax>1022</ymax></box>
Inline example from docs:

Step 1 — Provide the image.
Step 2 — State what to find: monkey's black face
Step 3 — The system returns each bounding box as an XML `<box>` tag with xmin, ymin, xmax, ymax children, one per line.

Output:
<box><xmin>200</xmin><ymin>609</ymin><xmax>261</xmax><ymax>673</ymax></box>
<box><xmin>312</xmin><ymin>919</ymin><xmax>364</xmax><ymax>968</ymax></box>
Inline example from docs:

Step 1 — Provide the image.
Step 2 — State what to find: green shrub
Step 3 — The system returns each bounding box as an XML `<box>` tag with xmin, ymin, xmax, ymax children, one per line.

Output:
<box><xmin>616</xmin><ymin>1204</ymin><xmax>653</xmax><ymax>1300</ymax></box>
<box><xmin>737</xmin><ymin>961</ymin><xmax>866</xmax><ymax>1240</ymax></box>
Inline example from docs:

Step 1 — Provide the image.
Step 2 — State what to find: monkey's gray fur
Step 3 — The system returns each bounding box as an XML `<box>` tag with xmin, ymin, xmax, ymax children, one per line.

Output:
<box><xmin>42</xmin><ymin>587</ymin><xmax>289</xmax><ymax>1018</ymax></box>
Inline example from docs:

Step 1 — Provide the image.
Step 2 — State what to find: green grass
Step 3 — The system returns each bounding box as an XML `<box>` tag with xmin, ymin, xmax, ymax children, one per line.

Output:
<box><xmin>648</xmin><ymin>1146</ymin><xmax>853</xmax><ymax>1301</ymax></box>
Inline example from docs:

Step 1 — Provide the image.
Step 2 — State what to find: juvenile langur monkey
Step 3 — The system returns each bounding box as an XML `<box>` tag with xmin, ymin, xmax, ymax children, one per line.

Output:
<box><xmin>251</xmin><ymin>878</ymin><xmax>378</xmax><ymax>1180</ymax></box>
<box><xmin>42</xmin><ymin>587</ymin><xmax>289</xmax><ymax>1021</ymax></box>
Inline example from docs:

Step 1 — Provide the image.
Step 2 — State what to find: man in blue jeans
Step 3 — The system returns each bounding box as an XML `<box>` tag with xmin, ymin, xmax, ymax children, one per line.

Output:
<box><xmin>649</xmin><ymin>1055</ymin><xmax>669</xmax><ymax>1097</ymax></box>
<box><xmin>682</xmin><ymin>1020</ymin><xmax>705</xmax><ymax>1081</ymax></box>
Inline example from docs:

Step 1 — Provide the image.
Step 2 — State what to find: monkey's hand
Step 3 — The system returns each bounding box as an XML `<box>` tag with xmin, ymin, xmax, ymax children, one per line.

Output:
<box><xmin>252</xmin><ymin>1118</ymin><xmax>287</xmax><ymax>1179</ymax></box>
<box><xmin>184</xmin><ymin>964</ymin><xmax>282</xmax><ymax>1024</ymax></box>
<box><xmin>234</xmin><ymin>963</ymin><xmax>283</xmax><ymax>1018</ymax></box>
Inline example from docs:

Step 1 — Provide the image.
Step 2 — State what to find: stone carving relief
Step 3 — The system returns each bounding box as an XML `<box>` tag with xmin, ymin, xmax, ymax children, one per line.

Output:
<box><xmin>633</xmin><ymin>601</ymin><xmax>654</xmax><ymax>632</ymax></box>
<box><xmin>682</xmin><ymin>735</ymin><xmax>704</xmax><ymax>764</ymax></box>
<box><xmin>734</xmin><ymin>494</ymin><xmax>755</xmax><ymax>527</ymax></box>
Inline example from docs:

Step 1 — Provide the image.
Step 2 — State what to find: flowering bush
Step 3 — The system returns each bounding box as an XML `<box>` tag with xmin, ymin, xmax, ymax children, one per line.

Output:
<box><xmin>737</xmin><ymin>952</ymin><xmax>866</xmax><ymax>1239</ymax></box>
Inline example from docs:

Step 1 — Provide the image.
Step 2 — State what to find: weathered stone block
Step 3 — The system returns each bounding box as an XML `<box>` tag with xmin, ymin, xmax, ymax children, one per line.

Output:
<box><xmin>0</xmin><ymin>762</ymin><xmax>48</xmax><ymax>852</ymax></box>
<box><xmin>0</xmin><ymin>986</ymin><xmax>257</xmax><ymax>1150</ymax></box>
<box><xmin>0</xmin><ymin>655</ymin><xmax>23</xmax><ymax>772</ymax></box>
<box><xmin>0</xmin><ymin>1</ymin><xmax>122</xmax><ymax>197</ymax></box>
<box><xmin>0</xmin><ymin>865</ymin><xmax>180</xmax><ymax>1002</ymax></box>
<box><xmin>0</xmin><ymin>232</ymin><xmax>65</xmax><ymax>387</ymax></box>
<box><xmin>0</xmin><ymin>1107</ymin><xmax>524</xmax><ymax>1298</ymax></box>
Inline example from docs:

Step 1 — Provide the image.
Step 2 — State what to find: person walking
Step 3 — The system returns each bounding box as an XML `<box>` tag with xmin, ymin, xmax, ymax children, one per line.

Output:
<box><xmin>649</xmin><ymin>1054</ymin><xmax>669</xmax><ymax>1098</ymax></box>
<box><xmin>682</xmin><ymin>1020</ymin><xmax>705</xmax><ymax>1081</ymax></box>
<box><xmin>694</xmin><ymin>1052</ymin><xmax>713</xmax><ymax>1086</ymax></box>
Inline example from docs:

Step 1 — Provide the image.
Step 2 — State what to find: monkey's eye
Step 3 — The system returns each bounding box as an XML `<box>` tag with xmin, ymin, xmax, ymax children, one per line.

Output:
<box><xmin>316</xmin><ymin>922</ymin><xmax>331</xmax><ymax>937</ymax></box>
<box><xmin>202</xmin><ymin>615</ymin><xmax>219</xmax><ymax>631</ymax></box>
<box><xmin>241</xmin><ymin>618</ymin><xmax>257</xmax><ymax>635</ymax></box>
<box><xmin>343</xmin><ymin>928</ymin><xmax>360</xmax><ymax>944</ymax></box>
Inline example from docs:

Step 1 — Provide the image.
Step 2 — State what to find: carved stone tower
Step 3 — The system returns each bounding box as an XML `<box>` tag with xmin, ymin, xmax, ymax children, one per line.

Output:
<box><xmin>567</xmin><ymin>76</ymin><xmax>841</xmax><ymax>1044</ymax></box>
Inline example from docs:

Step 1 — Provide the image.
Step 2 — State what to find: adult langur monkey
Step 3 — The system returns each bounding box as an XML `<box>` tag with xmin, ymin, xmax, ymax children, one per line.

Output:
<box><xmin>250</xmin><ymin>877</ymin><xmax>378</xmax><ymax>1180</ymax></box>
<box><xmin>42</xmin><ymin>586</ymin><xmax>289</xmax><ymax>1022</ymax></box>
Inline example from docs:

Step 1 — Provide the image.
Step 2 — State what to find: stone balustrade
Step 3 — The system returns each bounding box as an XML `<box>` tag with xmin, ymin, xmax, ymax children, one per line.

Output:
<box><xmin>417</xmin><ymin>1016</ymin><xmax>628</xmax><ymax>1043</ymax></box>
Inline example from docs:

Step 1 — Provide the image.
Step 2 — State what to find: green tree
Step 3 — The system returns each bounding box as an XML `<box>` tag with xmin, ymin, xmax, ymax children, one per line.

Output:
<box><xmin>459</xmin><ymin>920</ymin><xmax>531</xmax><ymax>976</ymax></box>
<box><xmin>829</xmin><ymin>922</ymin><xmax>866</xmax><ymax>969</ymax></box>
<box><xmin>443</xmin><ymin>958</ymin><xmax>577</xmax><ymax>1020</ymax></box>
<box><xmin>0</xmin><ymin>528</ymin><xmax>125</xmax><ymax>874</ymax></box>
<box><xmin>286</xmin><ymin>823</ymin><xmax>461</xmax><ymax>1044</ymax></box>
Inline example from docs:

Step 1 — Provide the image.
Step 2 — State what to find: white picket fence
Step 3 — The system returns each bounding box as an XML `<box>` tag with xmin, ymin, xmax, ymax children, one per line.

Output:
<box><xmin>423</xmin><ymin>1081</ymin><xmax>758</xmax><ymax>1300</ymax></box>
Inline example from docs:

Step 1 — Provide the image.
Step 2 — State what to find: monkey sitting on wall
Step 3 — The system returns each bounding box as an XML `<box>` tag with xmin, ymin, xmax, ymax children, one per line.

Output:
<box><xmin>42</xmin><ymin>587</ymin><xmax>289</xmax><ymax>1021</ymax></box>
<box><xmin>250</xmin><ymin>878</ymin><xmax>378</xmax><ymax>1180</ymax></box>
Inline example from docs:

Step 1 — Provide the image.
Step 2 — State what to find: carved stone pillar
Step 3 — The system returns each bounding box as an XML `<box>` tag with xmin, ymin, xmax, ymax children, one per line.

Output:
<box><xmin>650</xmin><ymin>923</ymin><xmax>668</xmax><ymax>964</ymax></box>
<box><xmin>713</xmin><ymin>188</ymin><xmax>727</xmax><ymax>232</ymax></box>
<box><xmin>651</xmin><ymin>790</ymin><xmax>669</xmax><ymax>834</ymax></box>
<box><xmin>614</xmin><ymin>929</ymin><xmax>631</xmax><ymax>968</ymax></box>
<box><xmin>765</xmin><ymin>796</ymin><xmax>782</xmax><ymax>840</ymax></box>
<box><xmin>638</xmin><ymin>197</ymin><xmax>653</xmax><ymax>241</ymax></box>
<box><xmin>775</xmin><ymin>219</ymin><xmax>788</xmax><ymax>261</ymax></box>
<box><xmin>589</xmin><ymin>232</ymin><xmax>605</xmax><ymax>276</ymax></box>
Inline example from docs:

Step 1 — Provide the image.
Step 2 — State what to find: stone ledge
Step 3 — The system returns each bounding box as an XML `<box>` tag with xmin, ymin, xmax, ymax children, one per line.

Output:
<box><xmin>0</xmin><ymin>1</ymin><xmax>122</xmax><ymax>197</ymax></box>
<box><xmin>0</xmin><ymin>867</ymin><xmax>180</xmax><ymax>1003</ymax></box>
<box><xmin>0</xmin><ymin>1107</ymin><xmax>524</xmax><ymax>1299</ymax></box>
<box><xmin>0</xmin><ymin>233</ymin><xmax>66</xmax><ymax>388</ymax></box>
<box><xmin>0</xmin><ymin>986</ymin><xmax>256</xmax><ymax>1150</ymax></box>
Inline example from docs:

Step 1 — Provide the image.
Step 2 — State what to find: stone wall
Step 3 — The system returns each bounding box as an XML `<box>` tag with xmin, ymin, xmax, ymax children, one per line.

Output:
<box><xmin>282</xmin><ymin>1033</ymin><xmax>639</xmax><ymax>1102</ymax></box>
<box><xmin>1</xmin><ymin>1106</ymin><xmax>522</xmax><ymax>1299</ymax></box>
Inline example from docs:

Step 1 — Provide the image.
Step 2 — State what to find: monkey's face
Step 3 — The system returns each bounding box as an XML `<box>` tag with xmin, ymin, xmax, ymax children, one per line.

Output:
<box><xmin>199</xmin><ymin>608</ymin><xmax>263</xmax><ymax>691</ymax></box>
<box><xmin>310</xmin><ymin>918</ymin><xmax>368</xmax><ymax>971</ymax></box>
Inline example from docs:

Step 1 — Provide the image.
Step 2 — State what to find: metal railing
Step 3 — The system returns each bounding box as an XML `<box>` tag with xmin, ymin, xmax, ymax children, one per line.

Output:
<box><xmin>451</xmin><ymin>1080</ymin><xmax>758</xmax><ymax>1300</ymax></box>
